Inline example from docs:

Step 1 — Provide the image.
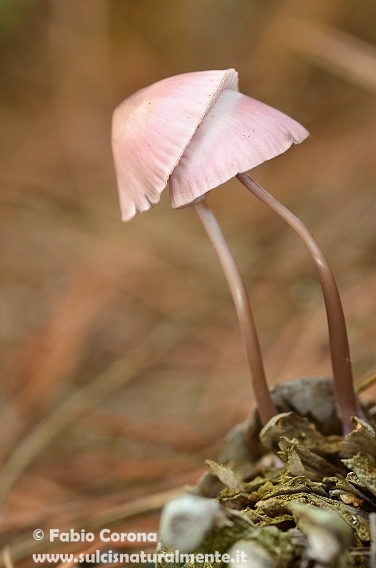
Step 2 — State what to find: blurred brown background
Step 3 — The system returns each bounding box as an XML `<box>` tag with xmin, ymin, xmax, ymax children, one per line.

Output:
<box><xmin>1</xmin><ymin>0</ymin><xmax>376</xmax><ymax>562</ymax></box>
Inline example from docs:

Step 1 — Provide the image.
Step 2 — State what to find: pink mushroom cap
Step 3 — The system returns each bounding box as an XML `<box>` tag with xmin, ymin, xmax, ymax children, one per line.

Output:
<box><xmin>112</xmin><ymin>69</ymin><xmax>309</xmax><ymax>221</ymax></box>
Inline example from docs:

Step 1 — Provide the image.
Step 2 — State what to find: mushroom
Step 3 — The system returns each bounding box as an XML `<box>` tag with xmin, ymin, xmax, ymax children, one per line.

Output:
<box><xmin>112</xmin><ymin>68</ymin><xmax>358</xmax><ymax>432</ymax></box>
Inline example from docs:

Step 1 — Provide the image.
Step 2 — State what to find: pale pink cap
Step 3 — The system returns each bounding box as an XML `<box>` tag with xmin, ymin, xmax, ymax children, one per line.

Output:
<box><xmin>112</xmin><ymin>69</ymin><xmax>309</xmax><ymax>220</ymax></box>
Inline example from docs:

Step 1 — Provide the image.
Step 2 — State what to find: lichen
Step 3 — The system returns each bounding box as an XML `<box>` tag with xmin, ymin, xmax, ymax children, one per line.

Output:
<box><xmin>158</xmin><ymin>398</ymin><xmax>376</xmax><ymax>568</ymax></box>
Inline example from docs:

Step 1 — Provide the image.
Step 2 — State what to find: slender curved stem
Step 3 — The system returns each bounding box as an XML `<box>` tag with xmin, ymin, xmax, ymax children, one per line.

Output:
<box><xmin>193</xmin><ymin>199</ymin><xmax>276</xmax><ymax>425</ymax></box>
<box><xmin>237</xmin><ymin>172</ymin><xmax>359</xmax><ymax>434</ymax></box>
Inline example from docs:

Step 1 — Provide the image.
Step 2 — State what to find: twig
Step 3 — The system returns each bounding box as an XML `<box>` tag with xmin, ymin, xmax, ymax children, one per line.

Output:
<box><xmin>2</xmin><ymin>488</ymin><xmax>181</xmax><ymax>567</ymax></box>
<box><xmin>356</xmin><ymin>371</ymin><xmax>376</xmax><ymax>394</ymax></box>
<box><xmin>1</xmin><ymin>547</ymin><xmax>15</xmax><ymax>568</ymax></box>
<box><xmin>0</xmin><ymin>322</ymin><xmax>187</xmax><ymax>509</ymax></box>
<box><xmin>280</xmin><ymin>17</ymin><xmax>376</xmax><ymax>94</ymax></box>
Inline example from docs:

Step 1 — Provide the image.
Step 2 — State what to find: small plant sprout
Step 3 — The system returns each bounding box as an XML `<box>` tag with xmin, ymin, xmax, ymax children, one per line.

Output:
<box><xmin>112</xmin><ymin>68</ymin><xmax>359</xmax><ymax>432</ymax></box>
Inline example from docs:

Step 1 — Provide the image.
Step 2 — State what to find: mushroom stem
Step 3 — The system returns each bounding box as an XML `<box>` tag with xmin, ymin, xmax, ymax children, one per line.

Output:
<box><xmin>237</xmin><ymin>172</ymin><xmax>359</xmax><ymax>434</ymax></box>
<box><xmin>193</xmin><ymin>198</ymin><xmax>276</xmax><ymax>425</ymax></box>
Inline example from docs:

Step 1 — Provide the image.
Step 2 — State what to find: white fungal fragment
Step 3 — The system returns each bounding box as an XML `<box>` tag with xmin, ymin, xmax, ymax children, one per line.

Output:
<box><xmin>159</xmin><ymin>494</ymin><xmax>227</xmax><ymax>553</ymax></box>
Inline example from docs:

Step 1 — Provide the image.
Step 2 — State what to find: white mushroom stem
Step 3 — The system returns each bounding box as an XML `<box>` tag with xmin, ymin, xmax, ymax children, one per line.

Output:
<box><xmin>237</xmin><ymin>172</ymin><xmax>359</xmax><ymax>434</ymax></box>
<box><xmin>193</xmin><ymin>199</ymin><xmax>276</xmax><ymax>425</ymax></box>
